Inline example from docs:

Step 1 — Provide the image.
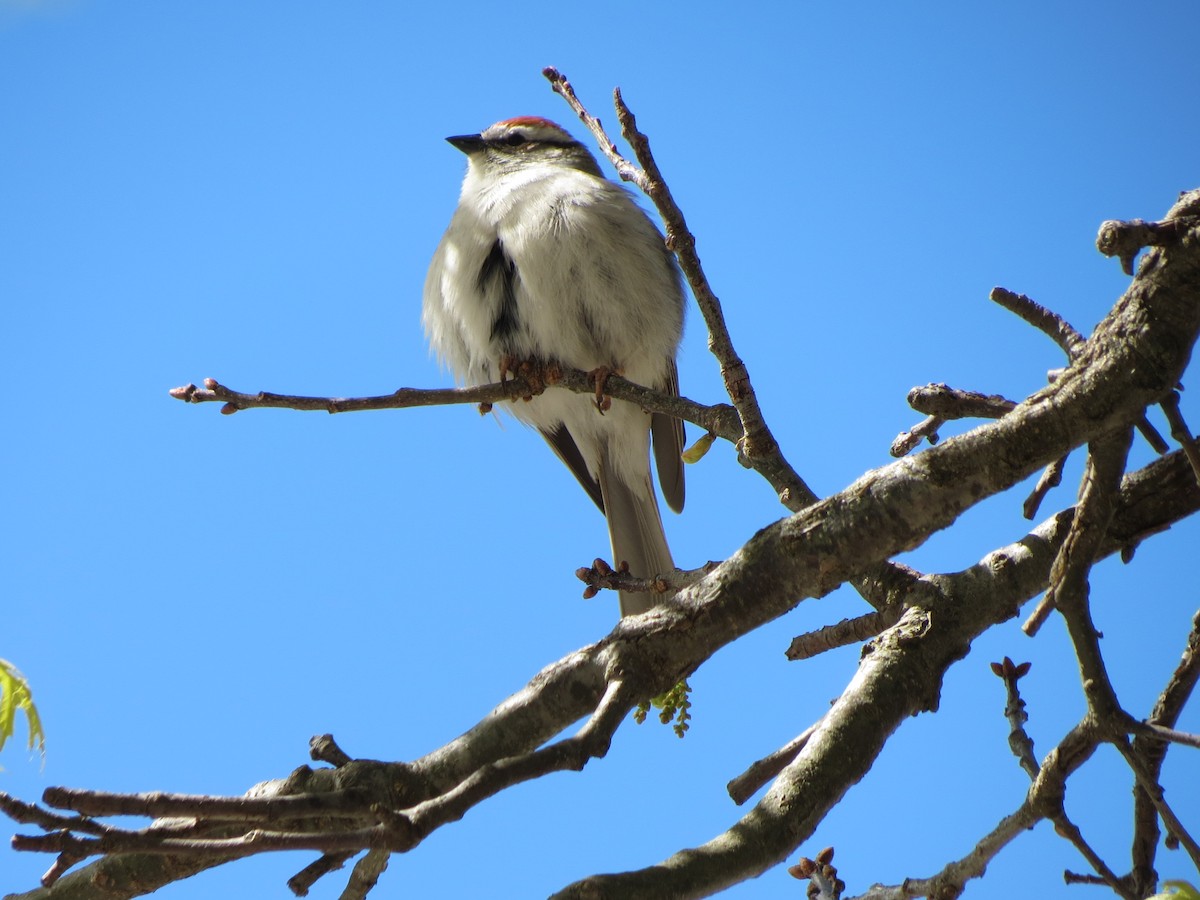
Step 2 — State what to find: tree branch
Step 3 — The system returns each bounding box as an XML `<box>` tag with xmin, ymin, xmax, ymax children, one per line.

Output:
<box><xmin>851</xmin><ymin>724</ymin><xmax>1100</xmax><ymax>900</ymax></box>
<box><xmin>543</xmin><ymin>65</ymin><xmax>813</xmax><ymax>511</ymax></box>
<box><xmin>11</xmin><ymin>185</ymin><xmax>1200</xmax><ymax>899</ymax></box>
<box><xmin>1129</xmin><ymin>610</ymin><xmax>1200</xmax><ymax>893</ymax></box>
<box><xmin>169</xmin><ymin>370</ymin><xmax>741</xmax><ymax>447</ymax></box>
<box><xmin>552</xmin><ymin>442</ymin><xmax>1200</xmax><ymax>897</ymax></box>
<box><xmin>1096</xmin><ymin>214</ymin><xmax>1200</xmax><ymax>275</ymax></box>
<box><xmin>989</xmin><ymin>286</ymin><xmax>1087</xmax><ymax>358</ymax></box>
<box><xmin>784</xmin><ymin>610</ymin><xmax>902</xmax><ymax>662</ymax></box>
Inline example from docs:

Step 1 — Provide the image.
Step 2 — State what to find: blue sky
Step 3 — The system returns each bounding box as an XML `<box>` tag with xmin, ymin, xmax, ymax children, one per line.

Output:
<box><xmin>3</xmin><ymin>2</ymin><xmax>1199</xmax><ymax>898</ymax></box>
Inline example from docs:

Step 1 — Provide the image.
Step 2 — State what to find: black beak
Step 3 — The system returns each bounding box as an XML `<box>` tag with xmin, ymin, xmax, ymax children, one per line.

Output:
<box><xmin>446</xmin><ymin>134</ymin><xmax>486</xmax><ymax>154</ymax></box>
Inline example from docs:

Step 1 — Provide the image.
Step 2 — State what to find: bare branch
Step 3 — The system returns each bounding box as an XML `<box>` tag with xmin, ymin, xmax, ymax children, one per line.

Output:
<box><xmin>8</xmin><ymin>437</ymin><xmax>1200</xmax><ymax>899</ymax></box>
<box><xmin>989</xmin><ymin>286</ymin><xmax>1087</xmax><ymax>358</ymax></box>
<box><xmin>542</xmin><ymin>67</ymin><xmax>646</xmax><ymax>188</ymax></box>
<box><xmin>1130</xmin><ymin>610</ymin><xmax>1200</xmax><ymax>892</ymax></box>
<box><xmin>575</xmin><ymin>558</ymin><xmax>716</xmax><ymax>601</ymax></box>
<box><xmin>540</xmin><ymin>68</ymin><xmax>923</xmax><ymax>623</ymax></box>
<box><xmin>1023</xmin><ymin>432</ymin><xmax>1132</xmax><ymax>641</ymax></box>
<box><xmin>404</xmin><ymin>678</ymin><xmax>639</xmax><ymax>842</ymax></box>
<box><xmin>1049</xmin><ymin>815</ymin><xmax>1137</xmax><ymax>900</ymax></box>
<box><xmin>785</xmin><ymin>610</ymin><xmax>901</xmax><ymax>661</ymax></box>
<box><xmin>12</xmin><ymin>823</ymin><xmax>412</xmax><ymax>863</ymax></box>
<box><xmin>1116</xmin><ymin>737</ymin><xmax>1200</xmax><ymax>870</ymax></box>
<box><xmin>1097</xmin><ymin>214</ymin><xmax>1200</xmax><ymax>275</ymax></box>
<box><xmin>40</xmin><ymin>786</ymin><xmax>375</xmax><ymax>824</ymax></box>
<box><xmin>287</xmin><ymin>852</ymin><xmax>354</xmax><ymax>897</ymax></box>
<box><xmin>543</xmin><ymin>66</ymin><xmax>814</xmax><ymax>511</ymax></box>
<box><xmin>789</xmin><ymin>847</ymin><xmax>845</xmax><ymax>899</ymax></box>
<box><xmin>1136</xmin><ymin>415</ymin><xmax>1171</xmax><ymax>454</ymax></box>
<box><xmin>893</xmin><ymin>384</ymin><xmax>1017</xmax><ymax>457</ymax></box>
<box><xmin>552</xmin><ymin>446</ymin><xmax>1200</xmax><ymax>898</ymax></box>
<box><xmin>1032</xmin><ymin>432</ymin><xmax>1133</xmax><ymax>708</ymax></box>
<box><xmin>890</xmin><ymin>415</ymin><xmax>943</xmax><ymax>457</ymax></box>
<box><xmin>850</xmin><ymin>724</ymin><xmax>1100</xmax><ymax>900</ymax></box>
<box><xmin>1161</xmin><ymin>390</ymin><xmax>1200</xmax><ymax>485</ymax></box>
<box><xmin>169</xmin><ymin>371</ymin><xmax>741</xmax><ymax>447</ymax></box>
<box><xmin>339</xmin><ymin>849</ymin><xmax>389</xmax><ymax>900</ymax></box>
<box><xmin>310</xmin><ymin>734</ymin><xmax>354</xmax><ymax>769</ymax></box>
<box><xmin>907</xmin><ymin>383</ymin><xmax>1018</xmax><ymax>420</ymax></box>
<box><xmin>11</xmin><ymin>162</ymin><xmax>1200</xmax><ymax>900</ymax></box>
<box><xmin>0</xmin><ymin>793</ymin><xmax>109</xmax><ymax>838</ymax></box>
<box><xmin>990</xmin><ymin>657</ymin><xmax>1039</xmax><ymax>779</ymax></box>
<box><xmin>726</xmin><ymin>722</ymin><xmax>820</xmax><ymax>806</ymax></box>
<box><xmin>1023</xmin><ymin>456</ymin><xmax>1067</xmax><ymax>520</ymax></box>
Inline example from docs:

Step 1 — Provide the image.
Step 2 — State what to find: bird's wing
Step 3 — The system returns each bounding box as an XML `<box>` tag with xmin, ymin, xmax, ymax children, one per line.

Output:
<box><xmin>652</xmin><ymin>360</ymin><xmax>685</xmax><ymax>513</ymax></box>
<box><xmin>539</xmin><ymin>424</ymin><xmax>605</xmax><ymax>513</ymax></box>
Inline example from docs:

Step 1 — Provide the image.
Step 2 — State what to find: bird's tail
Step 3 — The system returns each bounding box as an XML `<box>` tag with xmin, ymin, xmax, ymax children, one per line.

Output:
<box><xmin>598</xmin><ymin>455</ymin><xmax>674</xmax><ymax>617</ymax></box>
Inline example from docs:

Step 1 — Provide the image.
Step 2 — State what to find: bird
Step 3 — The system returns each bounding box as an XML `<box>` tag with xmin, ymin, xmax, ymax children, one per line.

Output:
<box><xmin>423</xmin><ymin>116</ymin><xmax>686</xmax><ymax>616</ymax></box>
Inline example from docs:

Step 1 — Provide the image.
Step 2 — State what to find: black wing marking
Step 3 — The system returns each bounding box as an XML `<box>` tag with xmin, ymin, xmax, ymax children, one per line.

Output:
<box><xmin>540</xmin><ymin>425</ymin><xmax>604</xmax><ymax>513</ymax></box>
<box><xmin>478</xmin><ymin>239</ymin><xmax>520</xmax><ymax>344</ymax></box>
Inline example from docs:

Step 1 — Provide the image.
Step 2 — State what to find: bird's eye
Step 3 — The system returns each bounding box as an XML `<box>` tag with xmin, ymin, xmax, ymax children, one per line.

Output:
<box><xmin>504</xmin><ymin>132</ymin><xmax>525</xmax><ymax>146</ymax></box>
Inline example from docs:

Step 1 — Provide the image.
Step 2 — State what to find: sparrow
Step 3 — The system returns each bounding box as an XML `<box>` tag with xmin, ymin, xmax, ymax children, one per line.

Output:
<box><xmin>423</xmin><ymin>116</ymin><xmax>685</xmax><ymax>616</ymax></box>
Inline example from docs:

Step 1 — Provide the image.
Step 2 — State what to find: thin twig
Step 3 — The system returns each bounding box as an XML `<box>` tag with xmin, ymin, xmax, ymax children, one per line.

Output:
<box><xmin>1161</xmin><ymin>391</ymin><xmax>1200</xmax><ymax>485</ymax></box>
<box><xmin>288</xmin><ymin>852</ymin><xmax>355</xmax><ymax>897</ymax></box>
<box><xmin>906</xmin><ymin>384</ymin><xmax>1018</xmax><ymax>420</ymax></box>
<box><xmin>0</xmin><ymin>792</ymin><xmax>110</xmax><ymax>837</ymax></box>
<box><xmin>576</xmin><ymin>559</ymin><xmax>717</xmax><ymax>601</ymax></box>
<box><xmin>893</xmin><ymin>385</ymin><xmax>1017</xmax><ymax>456</ymax></box>
<box><xmin>1023</xmin><ymin>431</ymin><xmax>1132</xmax><ymax>642</ymax></box>
<box><xmin>849</xmin><ymin>725</ymin><xmax>1100</xmax><ymax>900</ymax></box>
<box><xmin>12</xmin><ymin>820</ymin><xmax>417</xmax><ymax>861</ymax></box>
<box><xmin>1116</xmin><ymin>737</ymin><xmax>1200</xmax><ymax>870</ymax></box>
<box><xmin>339</xmin><ymin>849</ymin><xmax>389</xmax><ymax>900</ymax></box>
<box><xmin>543</xmin><ymin>67</ymin><xmax>917</xmax><ymax>625</ymax></box>
<box><xmin>1050</xmin><ymin>814</ymin><xmax>1137</xmax><ymax>900</ymax></box>
<box><xmin>1130</xmin><ymin>610</ymin><xmax>1200</xmax><ymax>892</ymax></box>
<box><xmin>170</xmin><ymin>371</ymin><xmax>741</xmax><ymax>446</ymax></box>
<box><xmin>895</xmin><ymin>383</ymin><xmax>1021</xmax><ymax>455</ymax></box>
<box><xmin>989</xmin><ymin>287</ymin><xmax>1087</xmax><ymax>358</ymax></box>
<box><xmin>613</xmin><ymin>92</ymin><xmax>784</xmax><ymax>470</ymax></box>
<box><xmin>785</xmin><ymin>610</ymin><xmax>901</xmax><ymax>661</ymax></box>
<box><xmin>1023</xmin><ymin>456</ymin><xmax>1067</xmax><ymax>520</ymax></box>
<box><xmin>39</xmin><ymin>851</ymin><xmax>88</xmax><ymax>890</ymax></box>
<box><xmin>42</xmin><ymin>786</ymin><xmax>374</xmax><ymax>823</ymax></box>
<box><xmin>890</xmin><ymin>415</ymin><xmax>943</xmax><ymax>457</ymax></box>
<box><xmin>727</xmin><ymin>723</ymin><xmax>820</xmax><ymax>806</ymax></box>
<box><xmin>987</xmin><ymin>288</ymin><xmax>1088</xmax><ymax>517</ymax></box>
<box><xmin>542</xmin><ymin>67</ymin><xmax>645</xmax><ymax>188</ymax></box>
<box><xmin>1136</xmin><ymin>415</ymin><xmax>1170</xmax><ymax>454</ymax></box>
<box><xmin>405</xmin><ymin>679</ymin><xmax>638</xmax><ymax>840</ymax></box>
<box><xmin>543</xmin><ymin>66</ymin><xmax>814</xmax><ymax>511</ymax></box>
<box><xmin>990</xmin><ymin>657</ymin><xmax>1038</xmax><ymax>779</ymax></box>
<box><xmin>310</xmin><ymin>734</ymin><xmax>354</xmax><ymax>768</ymax></box>
<box><xmin>1131</xmin><ymin>721</ymin><xmax>1200</xmax><ymax>750</ymax></box>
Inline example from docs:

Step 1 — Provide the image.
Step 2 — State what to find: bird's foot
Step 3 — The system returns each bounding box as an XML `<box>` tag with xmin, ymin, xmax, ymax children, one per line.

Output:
<box><xmin>587</xmin><ymin>366</ymin><xmax>616</xmax><ymax>414</ymax></box>
<box><xmin>498</xmin><ymin>356</ymin><xmax>561</xmax><ymax>403</ymax></box>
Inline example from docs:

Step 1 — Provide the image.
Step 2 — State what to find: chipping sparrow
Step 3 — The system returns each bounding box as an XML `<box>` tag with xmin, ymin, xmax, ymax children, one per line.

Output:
<box><xmin>423</xmin><ymin>116</ymin><xmax>685</xmax><ymax>616</ymax></box>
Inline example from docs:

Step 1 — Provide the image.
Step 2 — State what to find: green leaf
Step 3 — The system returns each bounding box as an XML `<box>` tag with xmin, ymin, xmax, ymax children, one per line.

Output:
<box><xmin>1150</xmin><ymin>881</ymin><xmax>1200</xmax><ymax>900</ymax></box>
<box><xmin>681</xmin><ymin>432</ymin><xmax>715</xmax><ymax>464</ymax></box>
<box><xmin>636</xmin><ymin>679</ymin><xmax>693</xmax><ymax>737</ymax></box>
<box><xmin>0</xmin><ymin>658</ymin><xmax>46</xmax><ymax>763</ymax></box>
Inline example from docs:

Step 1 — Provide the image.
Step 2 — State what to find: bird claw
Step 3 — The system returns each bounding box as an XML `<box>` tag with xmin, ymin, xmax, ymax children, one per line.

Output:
<box><xmin>588</xmin><ymin>366</ymin><xmax>615</xmax><ymax>414</ymax></box>
<box><xmin>498</xmin><ymin>356</ymin><xmax>561</xmax><ymax>402</ymax></box>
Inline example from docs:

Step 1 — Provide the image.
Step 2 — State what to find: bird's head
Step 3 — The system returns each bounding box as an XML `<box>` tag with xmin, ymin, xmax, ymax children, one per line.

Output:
<box><xmin>446</xmin><ymin>117</ymin><xmax>602</xmax><ymax>177</ymax></box>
